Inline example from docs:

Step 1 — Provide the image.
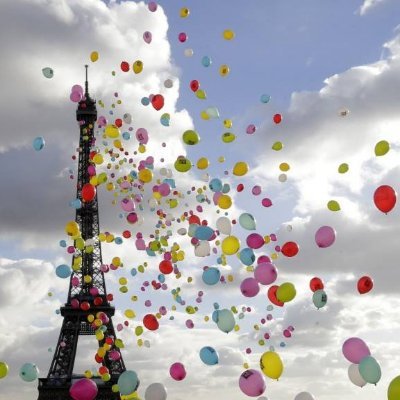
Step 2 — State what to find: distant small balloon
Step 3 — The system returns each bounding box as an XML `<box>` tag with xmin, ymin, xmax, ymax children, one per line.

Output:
<box><xmin>42</xmin><ymin>67</ymin><xmax>54</xmax><ymax>78</ymax></box>
<box><xmin>33</xmin><ymin>137</ymin><xmax>45</xmax><ymax>151</ymax></box>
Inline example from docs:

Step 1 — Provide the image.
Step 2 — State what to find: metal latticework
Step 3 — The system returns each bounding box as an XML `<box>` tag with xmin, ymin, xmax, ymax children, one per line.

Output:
<box><xmin>38</xmin><ymin>67</ymin><xmax>126</xmax><ymax>399</ymax></box>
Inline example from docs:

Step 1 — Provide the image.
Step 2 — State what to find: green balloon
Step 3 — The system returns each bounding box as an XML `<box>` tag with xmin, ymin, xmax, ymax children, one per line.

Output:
<box><xmin>276</xmin><ymin>282</ymin><xmax>296</xmax><ymax>303</ymax></box>
<box><xmin>338</xmin><ymin>163</ymin><xmax>349</xmax><ymax>174</ymax></box>
<box><xmin>327</xmin><ymin>200</ymin><xmax>341</xmax><ymax>211</ymax></box>
<box><xmin>19</xmin><ymin>363</ymin><xmax>39</xmax><ymax>382</ymax></box>
<box><xmin>0</xmin><ymin>362</ymin><xmax>8</xmax><ymax>379</ymax></box>
<box><xmin>216</xmin><ymin>309</ymin><xmax>235</xmax><ymax>333</ymax></box>
<box><xmin>312</xmin><ymin>289</ymin><xmax>327</xmax><ymax>309</ymax></box>
<box><xmin>222</xmin><ymin>132</ymin><xmax>236</xmax><ymax>143</ymax></box>
<box><xmin>182</xmin><ymin>130</ymin><xmax>200</xmax><ymax>145</ymax></box>
<box><xmin>358</xmin><ymin>356</ymin><xmax>381</xmax><ymax>385</ymax></box>
<box><xmin>238</xmin><ymin>213</ymin><xmax>256</xmax><ymax>230</ymax></box>
<box><xmin>375</xmin><ymin>140</ymin><xmax>390</xmax><ymax>156</ymax></box>
<box><xmin>42</xmin><ymin>67</ymin><xmax>54</xmax><ymax>78</ymax></box>
<box><xmin>174</xmin><ymin>156</ymin><xmax>192</xmax><ymax>172</ymax></box>
<box><xmin>272</xmin><ymin>141</ymin><xmax>283</xmax><ymax>151</ymax></box>
<box><xmin>388</xmin><ymin>375</ymin><xmax>400</xmax><ymax>400</ymax></box>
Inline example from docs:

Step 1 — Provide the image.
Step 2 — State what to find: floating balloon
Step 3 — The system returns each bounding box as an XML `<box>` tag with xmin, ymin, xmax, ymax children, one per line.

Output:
<box><xmin>247</xmin><ymin>233</ymin><xmax>265</xmax><ymax>249</ymax></box>
<box><xmin>19</xmin><ymin>363</ymin><xmax>39</xmax><ymax>382</ymax></box>
<box><xmin>42</xmin><ymin>67</ymin><xmax>54</xmax><ymax>78</ymax></box>
<box><xmin>359</xmin><ymin>356</ymin><xmax>381</xmax><ymax>384</ymax></box>
<box><xmin>105</xmin><ymin>124</ymin><xmax>120</xmax><ymax>139</ymax></box>
<box><xmin>148</xmin><ymin>2</ymin><xmax>157</xmax><ymax>12</ymax></box>
<box><xmin>145</xmin><ymin>383</ymin><xmax>167</xmax><ymax>400</ymax></box>
<box><xmin>312</xmin><ymin>289</ymin><xmax>327</xmax><ymax>309</ymax></box>
<box><xmin>233</xmin><ymin>162</ymin><xmax>249</xmax><ymax>176</ymax></box>
<box><xmin>239</xmin><ymin>369</ymin><xmax>266</xmax><ymax>397</ymax></box>
<box><xmin>260</xmin><ymin>351</ymin><xmax>283</xmax><ymax>380</ymax></box>
<box><xmin>70</xmin><ymin>378</ymin><xmax>98</xmax><ymax>400</ymax></box>
<box><xmin>82</xmin><ymin>183</ymin><xmax>96</xmax><ymax>202</ymax></box>
<box><xmin>309</xmin><ymin>277</ymin><xmax>324</xmax><ymax>292</ymax></box>
<box><xmin>277</xmin><ymin>283</ymin><xmax>296</xmax><ymax>303</ymax></box>
<box><xmin>169</xmin><ymin>363</ymin><xmax>186</xmax><ymax>381</ymax></box>
<box><xmin>133</xmin><ymin>60</ymin><xmax>144</xmax><ymax>74</ymax></box>
<box><xmin>272</xmin><ymin>141</ymin><xmax>283</xmax><ymax>151</ymax></box>
<box><xmin>178</xmin><ymin>32</ymin><xmax>188</xmax><ymax>43</ymax></box>
<box><xmin>342</xmin><ymin>337</ymin><xmax>371</xmax><ymax>364</ymax></box>
<box><xmin>221</xmin><ymin>236</ymin><xmax>240</xmax><ymax>255</ymax></box>
<box><xmin>327</xmin><ymin>200</ymin><xmax>341</xmax><ymax>211</ymax></box>
<box><xmin>33</xmin><ymin>136</ymin><xmax>45</xmax><ymax>151</ymax></box>
<box><xmin>239</xmin><ymin>213</ymin><xmax>256</xmax><ymax>230</ymax></box>
<box><xmin>56</xmin><ymin>264</ymin><xmax>72</xmax><ymax>279</ymax></box>
<box><xmin>223</xmin><ymin>29</ymin><xmax>235</xmax><ymax>40</ymax></box>
<box><xmin>201</xmin><ymin>56</ymin><xmax>212</xmax><ymax>67</ymax></box>
<box><xmin>357</xmin><ymin>276</ymin><xmax>373</xmax><ymax>294</ymax></box>
<box><xmin>180</xmin><ymin>7</ymin><xmax>190</xmax><ymax>18</ymax></box>
<box><xmin>281</xmin><ymin>241</ymin><xmax>299</xmax><ymax>257</ymax></box>
<box><xmin>267</xmin><ymin>285</ymin><xmax>284</xmax><ymax>307</ymax></box>
<box><xmin>348</xmin><ymin>363</ymin><xmax>367</xmax><ymax>388</ymax></box>
<box><xmin>373</xmin><ymin>185</ymin><xmax>397</xmax><ymax>213</ymax></box>
<box><xmin>216</xmin><ymin>309</ymin><xmax>235</xmax><ymax>333</ymax></box>
<box><xmin>260</xmin><ymin>94</ymin><xmax>271</xmax><ymax>103</ymax></box>
<box><xmin>182</xmin><ymin>130</ymin><xmax>200</xmax><ymax>145</ymax></box>
<box><xmin>199</xmin><ymin>346</ymin><xmax>219</xmax><ymax>365</ymax></box>
<box><xmin>0</xmin><ymin>362</ymin><xmax>9</xmax><ymax>379</ymax></box>
<box><xmin>143</xmin><ymin>314</ymin><xmax>159</xmax><ymax>331</ymax></box>
<box><xmin>273</xmin><ymin>114</ymin><xmax>282</xmax><ymax>124</ymax></box>
<box><xmin>315</xmin><ymin>226</ymin><xmax>336</xmax><ymax>248</ymax></box>
<box><xmin>338</xmin><ymin>163</ymin><xmax>349</xmax><ymax>173</ymax></box>
<box><xmin>118</xmin><ymin>370</ymin><xmax>140</xmax><ymax>395</ymax></box>
<box><xmin>254</xmin><ymin>262</ymin><xmax>277</xmax><ymax>285</ymax></box>
<box><xmin>202</xmin><ymin>267</ymin><xmax>221</xmax><ymax>285</ymax></box>
<box><xmin>375</xmin><ymin>140</ymin><xmax>390</xmax><ymax>156</ymax></box>
<box><xmin>294</xmin><ymin>393</ymin><xmax>315</xmax><ymax>400</ymax></box>
<box><xmin>388</xmin><ymin>375</ymin><xmax>400</xmax><ymax>400</ymax></box>
<box><xmin>143</xmin><ymin>31</ymin><xmax>152</xmax><ymax>44</ymax></box>
<box><xmin>240</xmin><ymin>277</ymin><xmax>260</xmax><ymax>297</ymax></box>
<box><xmin>216</xmin><ymin>216</ymin><xmax>231</xmax><ymax>235</ymax></box>
<box><xmin>90</xmin><ymin>51</ymin><xmax>98</xmax><ymax>62</ymax></box>
<box><xmin>174</xmin><ymin>156</ymin><xmax>192</xmax><ymax>173</ymax></box>
<box><xmin>219</xmin><ymin>64</ymin><xmax>230</xmax><ymax>77</ymax></box>
<box><xmin>151</xmin><ymin>94</ymin><xmax>164</xmax><ymax>111</ymax></box>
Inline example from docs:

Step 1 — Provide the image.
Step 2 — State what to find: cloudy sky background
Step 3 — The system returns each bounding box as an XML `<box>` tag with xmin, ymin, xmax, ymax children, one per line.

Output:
<box><xmin>1</xmin><ymin>0</ymin><xmax>400</xmax><ymax>399</ymax></box>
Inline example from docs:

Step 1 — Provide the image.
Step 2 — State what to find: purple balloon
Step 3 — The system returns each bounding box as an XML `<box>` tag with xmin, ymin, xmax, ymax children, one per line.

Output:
<box><xmin>254</xmin><ymin>262</ymin><xmax>278</xmax><ymax>285</ymax></box>
<box><xmin>315</xmin><ymin>225</ymin><xmax>336</xmax><ymax>248</ymax></box>
<box><xmin>240</xmin><ymin>277</ymin><xmax>260</xmax><ymax>297</ymax></box>
<box><xmin>342</xmin><ymin>337</ymin><xmax>371</xmax><ymax>364</ymax></box>
<box><xmin>239</xmin><ymin>369</ymin><xmax>266</xmax><ymax>397</ymax></box>
<box><xmin>143</xmin><ymin>31</ymin><xmax>152</xmax><ymax>44</ymax></box>
<box><xmin>169</xmin><ymin>362</ymin><xmax>186</xmax><ymax>381</ymax></box>
<box><xmin>69</xmin><ymin>378</ymin><xmax>98</xmax><ymax>400</ymax></box>
<box><xmin>246</xmin><ymin>233</ymin><xmax>265</xmax><ymax>249</ymax></box>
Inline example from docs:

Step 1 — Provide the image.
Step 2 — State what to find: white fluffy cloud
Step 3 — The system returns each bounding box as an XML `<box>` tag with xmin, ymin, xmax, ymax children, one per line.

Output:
<box><xmin>359</xmin><ymin>0</ymin><xmax>388</xmax><ymax>14</ymax></box>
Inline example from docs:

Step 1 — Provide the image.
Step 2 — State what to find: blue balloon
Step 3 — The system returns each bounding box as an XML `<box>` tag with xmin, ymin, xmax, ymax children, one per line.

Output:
<box><xmin>216</xmin><ymin>309</ymin><xmax>235</xmax><ymax>333</ymax></box>
<box><xmin>141</xmin><ymin>97</ymin><xmax>150</xmax><ymax>106</ymax></box>
<box><xmin>202</xmin><ymin>267</ymin><xmax>221</xmax><ymax>285</ymax></box>
<box><xmin>158</xmin><ymin>274</ymin><xmax>165</xmax><ymax>283</ymax></box>
<box><xmin>222</xmin><ymin>183</ymin><xmax>230</xmax><ymax>193</ymax></box>
<box><xmin>69</xmin><ymin>199</ymin><xmax>82</xmax><ymax>209</ymax></box>
<box><xmin>359</xmin><ymin>356</ymin><xmax>381</xmax><ymax>384</ymax></box>
<box><xmin>56</xmin><ymin>264</ymin><xmax>72</xmax><ymax>279</ymax></box>
<box><xmin>260</xmin><ymin>94</ymin><xmax>271</xmax><ymax>103</ymax></box>
<box><xmin>33</xmin><ymin>137</ymin><xmax>45</xmax><ymax>151</ymax></box>
<box><xmin>195</xmin><ymin>226</ymin><xmax>214</xmax><ymax>240</ymax></box>
<box><xmin>239</xmin><ymin>248</ymin><xmax>255</xmax><ymax>266</ymax></box>
<box><xmin>19</xmin><ymin>363</ymin><xmax>39</xmax><ymax>382</ymax></box>
<box><xmin>200</xmin><ymin>346</ymin><xmax>219</xmax><ymax>365</ymax></box>
<box><xmin>59</xmin><ymin>240</ymin><xmax>67</xmax><ymax>248</ymax></box>
<box><xmin>118</xmin><ymin>370</ymin><xmax>140</xmax><ymax>395</ymax></box>
<box><xmin>115</xmin><ymin>237</ymin><xmax>123</xmax><ymax>244</ymax></box>
<box><xmin>122</xmin><ymin>132</ymin><xmax>131</xmax><ymax>140</ymax></box>
<box><xmin>201</xmin><ymin>55</ymin><xmax>212</xmax><ymax>67</ymax></box>
<box><xmin>212</xmin><ymin>310</ymin><xmax>219</xmax><ymax>323</ymax></box>
<box><xmin>209</xmin><ymin>178</ymin><xmax>223</xmax><ymax>192</ymax></box>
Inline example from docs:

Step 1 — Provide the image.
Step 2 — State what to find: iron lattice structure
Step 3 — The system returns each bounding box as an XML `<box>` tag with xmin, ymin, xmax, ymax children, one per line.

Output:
<box><xmin>38</xmin><ymin>66</ymin><xmax>126</xmax><ymax>399</ymax></box>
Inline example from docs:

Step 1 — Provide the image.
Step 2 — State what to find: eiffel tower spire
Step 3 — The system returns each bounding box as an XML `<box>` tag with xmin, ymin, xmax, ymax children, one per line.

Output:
<box><xmin>38</xmin><ymin>66</ymin><xmax>126</xmax><ymax>400</ymax></box>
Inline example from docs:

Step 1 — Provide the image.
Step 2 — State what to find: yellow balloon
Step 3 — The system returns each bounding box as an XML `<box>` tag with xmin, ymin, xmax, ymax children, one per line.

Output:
<box><xmin>196</xmin><ymin>157</ymin><xmax>209</xmax><ymax>170</ymax></box>
<box><xmin>182</xmin><ymin>130</ymin><xmax>200</xmax><ymax>145</ymax></box>
<box><xmin>138</xmin><ymin>168</ymin><xmax>153</xmax><ymax>183</ymax></box>
<box><xmin>221</xmin><ymin>235</ymin><xmax>240</xmax><ymax>255</ymax></box>
<box><xmin>388</xmin><ymin>375</ymin><xmax>400</xmax><ymax>400</ymax></box>
<box><xmin>279</xmin><ymin>162</ymin><xmax>290</xmax><ymax>172</ymax></box>
<box><xmin>223</xmin><ymin>119</ymin><xmax>233</xmax><ymax>128</ymax></box>
<box><xmin>260</xmin><ymin>351</ymin><xmax>284</xmax><ymax>380</ymax></box>
<box><xmin>84</xmin><ymin>369</ymin><xmax>93</xmax><ymax>379</ymax></box>
<box><xmin>90</xmin><ymin>51</ymin><xmax>99</xmax><ymax>62</ymax></box>
<box><xmin>222</xmin><ymin>132</ymin><xmax>236</xmax><ymax>143</ymax></box>
<box><xmin>105</xmin><ymin>124</ymin><xmax>120</xmax><ymax>139</ymax></box>
<box><xmin>0</xmin><ymin>362</ymin><xmax>8</xmax><ymax>379</ymax></box>
<box><xmin>233</xmin><ymin>161</ymin><xmax>249</xmax><ymax>176</ymax></box>
<box><xmin>196</xmin><ymin>89</ymin><xmax>207</xmax><ymax>99</ymax></box>
<box><xmin>174</xmin><ymin>156</ymin><xmax>192</xmax><ymax>172</ymax></box>
<box><xmin>338</xmin><ymin>163</ymin><xmax>349</xmax><ymax>174</ymax></box>
<box><xmin>65</xmin><ymin>221</ymin><xmax>79</xmax><ymax>237</ymax></box>
<box><xmin>124</xmin><ymin>309</ymin><xmax>135</xmax><ymax>319</ymax></box>
<box><xmin>374</xmin><ymin>140</ymin><xmax>390</xmax><ymax>156</ymax></box>
<box><xmin>218</xmin><ymin>194</ymin><xmax>232</xmax><ymax>209</ymax></box>
<box><xmin>276</xmin><ymin>282</ymin><xmax>296</xmax><ymax>303</ymax></box>
<box><xmin>180</xmin><ymin>7</ymin><xmax>190</xmax><ymax>17</ymax></box>
<box><xmin>223</xmin><ymin>29</ymin><xmax>235</xmax><ymax>40</ymax></box>
<box><xmin>200</xmin><ymin>110</ymin><xmax>210</xmax><ymax>120</ymax></box>
<box><xmin>272</xmin><ymin>141</ymin><xmax>283</xmax><ymax>151</ymax></box>
<box><xmin>327</xmin><ymin>200</ymin><xmax>341</xmax><ymax>211</ymax></box>
<box><xmin>133</xmin><ymin>60</ymin><xmax>143</xmax><ymax>74</ymax></box>
<box><xmin>219</xmin><ymin>64</ymin><xmax>230</xmax><ymax>77</ymax></box>
<box><xmin>112</xmin><ymin>256</ymin><xmax>121</xmax><ymax>267</ymax></box>
<box><xmin>93</xmin><ymin>153</ymin><xmax>103</xmax><ymax>165</ymax></box>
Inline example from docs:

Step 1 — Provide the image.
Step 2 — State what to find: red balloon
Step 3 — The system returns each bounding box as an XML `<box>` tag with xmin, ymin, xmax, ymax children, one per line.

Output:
<box><xmin>82</xmin><ymin>183</ymin><xmax>96</xmax><ymax>202</ymax></box>
<box><xmin>273</xmin><ymin>113</ymin><xmax>282</xmax><ymax>124</ymax></box>
<box><xmin>237</xmin><ymin>183</ymin><xmax>244</xmax><ymax>192</ymax></box>
<box><xmin>143</xmin><ymin>314</ymin><xmax>159</xmax><ymax>330</ymax></box>
<box><xmin>373</xmin><ymin>185</ymin><xmax>397</xmax><ymax>213</ymax></box>
<box><xmin>190</xmin><ymin>80</ymin><xmax>199</xmax><ymax>92</ymax></box>
<box><xmin>310</xmin><ymin>277</ymin><xmax>324</xmax><ymax>292</ymax></box>
<box><xmin>267</xmin><ymin>285</ymin><xmax>284</xmax><ymax>307</ymax></box>
<box><xmin>188</xmin><ymin>215</ymin><xmax>201</xmax><ymax>225</ymax></box>
<box><xmin>357</xmin><ymin>276</ymin><xmax>374</xmax><ymax>294</ymax></box>
<box><xmin>151</xmin><ymin>94</ymin><xmax>164</xmax><ymax>111</ymax></box>
<box><xmin>120</xmin><ymin>61</ymin><xmax>130</xmax><ymax>72</ymax></box>
<box><xmin>115</xmin><ymin>118</ymin><xmax>123</xmax><ymax>127</ymax></box>
<box><xmin>281</xmin><ymin>241</ymin><xmax>299</xmax><ymax>257</ymax></box>
<box><xmin>159</xmin><ymin>260</ymin><xmax>173</xmax><ymax>275</ymax></box>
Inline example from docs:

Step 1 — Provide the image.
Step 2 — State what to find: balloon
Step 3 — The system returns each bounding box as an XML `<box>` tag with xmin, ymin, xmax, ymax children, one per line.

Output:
<box><xmin>338</xmin><ymin>163</ymin><xmax>349</xmax><ymax>173</ymax></box>
<box><xmin>327</xmin><ymin>200</ymin><xmax>341</xmax><ymax>211</ymax></box>
<box><xmin>184</xmin><ymin>48</ymin><xmax>194</xmax><ymax>57</ymax></box>
<box><xmin>374</xmin><ymin>185</ymin><xmax>397</xmax><ymax>213</ymax></box>
<box><xmin>178</xmin><ymin>32</ymin><xmax>188</xmax><ymax>43</ymax></box>
<box><xmin>90</xmin><ymin>51</ymin><xmax>98</xmax><ymax>62</ymax></box>
<box><xmin>240</xmin><ymin>277</ymin><xmax>260</xmax><ymax>297</ymax></box>
<box><xmin>133</xmin><ymin>60</ymin><xmax>144</xmax><ymax>74</ymax></box>
<box><xmin>159</xmin><ymin>260</ymin><xmax>173</xmax><ymax>274</ymax></box>
<box><xmin>148</xmin><ymin>2</ymin><xmax>157</xmax><ymax>12</ymax></box>
<box><xmin>174</xmin><ymin>156</ymin><xmax>192</xmax><ymax>172</ymax></box>
<box><xmin>145</xmin><ymin>383</ymin><xmax>167</xmax><ymax>400</ymax></box>
<box><xmin>239</xmin><ymin>369</ymin><xmax>266</xmax><ymax>397</ymax></box>
<box><xmin>342</xmin><ymin>337</ymin><xmax>371</xmax><ymax>364</ymax></box>
<box><xmin>348</xmin><ymin>363</ymin><xmax>367</xmax><ymax>388</ymax></box>
<box><xmin>143</xmin><ymin>314</ymin><xmax>159</xmax><ymax>331</ymax></box>
<box><xmin>33</xmin><ymin>136</ymin><xmax>45</xmax><ymax>151</ymax></box>
<box><xmin>260</xmin><ymin>351</ymin><xmax>283</xmax><ymax>380</ymax></box>
<box><xmin>19</xmin><ymin>363</ymin><xmax>39</xmax><ymax>382</ymax></box>
<box><xmin>221</xmin><ymin>235</ymin><xmax>240</xmax><ymax>255</ymax></box>
<box><xmin>276</xmin><ymin>282</ymin><xmax>296</xmax><ymax>303</ymax></box>
<box><xmin>195</xmin><ymin>240</ymin><xmax>210</xmax><ymax>257</ymax></box>
<box><xmin>272</xmin><ymin>141</ymin><xmax>283</xmax><ymax>151</ymax></box>
<box><xmin>281</xmin><ymin>241</ymin><xmax>299</xmax><ymax>257</ymax></box>
<box><xmin>70</xmin><ymin>378</ymin><xmax>98</xmax><ymax>400</ymax></box>
<box><xmin>56</xmin><ymin>264</ymin><xmax>72</xmax><ymax>279</ymax></box>
<box><xmin>120</xmin><ymin>61</ymin><xmax>130</xmax><ymax>72</ymax></box>
<box><xmin>82</xmin><ymin>183</ymin><xmax>96</xmax><ymax>202</ymax></box>
<box><xmin>254</xmin><ymin>262</ymin><xmax>278</xmax><ymax>285</ymax></box>
<box><xmin>294</xmin><ymin>393</ymin><xmax>315</xmax><ymax>400</ymax></box>
<box><xmin>223</xmin><ymin>29</ymin><xmax>235</xmax><ymax>40</ymax></box>
<box><xmin>151</xmin><ymin>94</ymin><xmax>164</xmax><ymax>111</ymax></box>
<box><xmin>375</xmin><ymin>140</ymin><xmax>390</xmax><ymax>156</ymax></box>
<box><xmin>143</xmin><ymin>31</ymin><xmax>152</xmax><ymax>44</ymax></box>
<box><xmin>273</xmin><ymin>114</ymin><xmax>282</xmax><ymax>124</ymax></box>
<box><xmin>136</xmin><ymin>128</ymin><xmax>149</xmax><ymax>144</ymax></box>
<box><xmin>42</xmin><ymin>67</ymin><xmax>54</xmax><ymax>78</ymax></box>
<box><xmin>388</xmin><ymin>375</ymin><xmax>400</xmax><ymax>400</ymax></box>
<box><xmin>357</xmin><ymin>276</ymin><xmax>374</xmax><ymax>294</ymax></box>
<box><xmin>358</xmin><ymin>356</ymin><xmax>381</xmax><ymax>384</ymax></box>
<box><xmin>260</xmin><ymin>94</ymin><xmax>271</xmax><ymax>103</ymax></box>
<box><xmin>233</xmin><ymin>162</ymin><xmax>249</xmax><ymax>176</ymax></box>
<box><xmin>199</xmin><ymin>346</ymin><xmax>219</xmax><ymax>365</ymax></box>
<box><xmin>196</xmin><ymin>157</ymin><xmax>209</xmax><ymax>170</ymax></box>
<box><xmin>202</xmin><ymin>267</ymin><xmax>221</xmax><ymax>285</ymax></box>
<box><xmin>105</xmin><ymin>124</ymin><xmax>120</xmax><ymax>138</ymax></box>
<box><xmin>312</xmin><ymin>289</ymin><xmax>327</xmax><ymax>309</ymax></box>
<box><xmin>315</xmin><ymin>226</ymin><xmax>336</xmax><ymax>248</ymax></box>
<box><xmin>0</xmin><ymin>362</ymin><xmax>9</xmax><ymax>379</ymax></box>
<box><xmin>246</xmin><ymin>233</ymin><xmax>264</xmax><ymax>249</ymax></box>
<box><xmin>239</xmin><ymin>248</ymin><xmax>255</xmax><ymax>265</ymax></box>
<box><xmin>169</xmin><ymin>362</ymin><xmax>186</xmax><ymax>380</ymax></box>
<box><xmin>218</xmin><ymin>194</ymin><xmax>232</xmax><ymax>209</ymax></box>
<box><xmin>118</xmin><ymin>370</ymin><xmax>140</xmax><ymax>395</ymax></box>
<box><xmin>180</xmin><ymin>7</ymin><xmax>190</xmax><ymax>18</ymax></box>
<box><xmin>267</xmin><ymin>285</ymin><xmax>284</xmax><ymax>307</ymax></box>
<box><xmin>222</xmin><ymin>132</ymin><xmax>236</xmax><ymax>143</ymax></box>
<box><xmin>309</xmin><ymin>277</ymin><xmax>324</xmax><ymax>292</ymax></box>
<box><xmin>216</xmin><ymin>216</ymin><xmax>231</xmax><ymax>235</ymax></box>
<box><xmin>219</xmin><ymin>64</ymin><xmax>230</xmax><ymax>77</ymax></box>
<box><xmin>239</xmin><ymin>213</ymin><xmax>256</xmax><ymax>230</ymax></box>
<box><xmin>182</xmin><ymin>130</ymin><xmax>200</xmax><ymax>145</ymax></box>
<box><xmin>201</xmin><ymin>56</ymin><xmax>212</xmax><ymax>67</ymax></box>
<box><xmin>215</xmin><ymin>309</ymin><xmax>235</xmax><ymax>333</ymax></box>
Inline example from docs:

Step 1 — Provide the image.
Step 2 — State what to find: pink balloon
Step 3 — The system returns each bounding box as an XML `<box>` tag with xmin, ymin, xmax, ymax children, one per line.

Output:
<box><xmin>136</xmin><ymin>128</ymin><xmax>149</xmax><ymax>144</ymax></box>
<box><xmin>121</xmin><ymin>198</ymin><xmax>135</xmax><ymax>212</ymax></box>
<box><xmin>97</xmin><ymin>116</ymin><xmax>107</xmax><ymax>127</ymax></box>
<box><xmin>136</xmin><ymin>238</ymin><xmax>146</xmax><ymax>250</ymax></box>
<box><xmin>246</xmin><ymin>233</ymin><xmax>265</xmax><ymax>249</ymax></box>
<box><xmin>126</xmin><ymin>212</ymin><xmax>138</xmax><ymax>224</ymax></box>
<box><xmin>342</xmin><ymin>337</ymin><xmax>371</xmax><ymax>364</ymax></box>
<box><xmin>71</xmin><ymin>85</ymin><xmax>84</xmax><ymax>95</ymax></box>
<box><xmin>169</xmin><ymin>362</ymin><xmax>186</xmax><ymax>381</ymax></box>
<box><xmin>69</xmin><ymin>378</ymin><xmax>98</xmax><ymax>400</ymax></box>
<box><xmin>257</xmin><ymin>255</ymin><xmax>271</xmax><ymax>264</ymax></box>
<box><xmin>315</xmin><ymin>225</ymin><xmax>336</xmax><ymax>248</ymax></box>
<box><xmin>254</xmin><ymin>262</ymin><xmax>278</xmax><ymax>285</ymax></box>
<box><xmin>240</xmin><ymin>277</ymin><xmax>260</xmax><ymax>297</ymax></box>
<box><xmin>70</xmin><ymin>91</ymin><xmax>82</xmax><ymax>103</ymax></box>
<box><xmin>158</xmin><ymin>183</ymin><xmax>171</xmax><ymax>197</ymax></box>
<box><xmin>239</xmin><ymin>369</ymin><xmax>266</xmax><ymax>397</ymax></box>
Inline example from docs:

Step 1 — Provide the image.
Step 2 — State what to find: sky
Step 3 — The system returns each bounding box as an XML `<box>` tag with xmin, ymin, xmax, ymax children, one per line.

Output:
<box><xmin>1</xmin><ymin>0</ymin><xmax>400</xmax><ymax>399</ymax></box>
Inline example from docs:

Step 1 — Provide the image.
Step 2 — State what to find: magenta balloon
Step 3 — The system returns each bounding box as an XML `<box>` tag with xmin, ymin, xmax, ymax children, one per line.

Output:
<box><xmin>315</xmin><ymin>225</ymin><xmax>336</xmax><ymax>248</ymax></box>
<box><xmin>70</xmin><ymin>91</ymin><xmax>82</xmax><ymax>103</ymax></box>
<box><xmin>254</xmin><ymin>262</ymin><xmax>278</xmax><ymax>285</ymax></box>
<box><xmin>97</xmin><ymin>116</ymin><xmax>107</xmax><ymax>127</ymax></box>
<box><xmin>71</xmin><ymin>85</ymin><xmax>84</xmax><ymax>95</ymax></box>
<box><xmin>169</xmin><ymin>362</ymin><xmax>186</xmax><ymax>381</ymax></box>
<box><xmin>342</xmin><ymin>337</ymin><xmax>371</xmax><ymax>364</ymax></box>
<box><xmin>240</xmin><ymin>277</ymin><xmax>260</xmax><ymax>297</ymax></box>
<box><xmin>257</xmin><ymin>255</ymin><xmax>271</xmax><ymax>264</ymax></box>
<box><xmin>239</xmin><ymin>369</ymin><xmax>266</xmax><ymax>397</ymax></box>
<box><xmin>69</xmin><ymin>378</ymin><xmax>98</xmax><ymax>400</ymax></box>
<box><xmin>246</xmin><ymin>233</ymin><xmax>265</xmax><ymax>249</ymax></box>
<box><xmin>158</xmin><ymin>183</ymin><xmax>171</xmax><ymax>196</ymax></box>
<box><xmin>136</xmin><ymin>128</ymin><xmax>149</xmax><ymax>144</ymax></box>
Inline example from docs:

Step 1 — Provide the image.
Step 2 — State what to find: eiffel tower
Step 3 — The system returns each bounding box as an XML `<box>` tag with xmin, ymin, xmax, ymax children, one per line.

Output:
<box><xmin>38</xmin><ymin>66</ymin><xmax>126</xmax><ymax>399</ymax></box>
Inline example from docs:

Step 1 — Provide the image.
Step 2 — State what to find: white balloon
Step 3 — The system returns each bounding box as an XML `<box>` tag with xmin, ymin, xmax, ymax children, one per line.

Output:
<box><xmin>195</xmin><ymin>240</ymin><xmax>210</xmax><ymax>257</ymax></box>
<box><xmin>123</xmin><ymin>113</ymin><xmax>132</xmax><ymax>124</ymax></box>
<box><xmin>348</xmin><ymin>363</ymin><xmax>367</xmax><ymax>388</ymax></box>
<box><xmin>278</xmin><ymin>173</ymin><xmax>287</xmax><ymax>182</ymax></box>
<box><xmin>184</xmin><ymin>48</ymin><xmax>194</xmax><ymax>57</ymax></box>
<box><xmin>164</xmin><ymin>79</ymin><xmax>173</xmax><ymax>88</ymax></box>
<box><xmin>145</xmin><ymin>382</ymin><xmax>167</xmax><ymax>400</ymax></box>
<box><xmin>294</xmin><ymin>392</ymin><xmax>315</xmax><ymax>400</ymax></box>
<box><xmin>216</xmin><ymin>216</ymin><xmax>231</xmax><ymax>235</ymax></box>
<box><xmin>177</xmin><ymin>228</ymin><xmax>187</xmax><ymax>236</ymax></box>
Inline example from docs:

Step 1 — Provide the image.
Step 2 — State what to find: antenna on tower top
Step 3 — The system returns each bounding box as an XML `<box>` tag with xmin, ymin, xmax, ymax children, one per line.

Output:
<box><xmin>85</xmin><ymin>64</ymin><xmax>89</xmax><ymax>96</ymax></box>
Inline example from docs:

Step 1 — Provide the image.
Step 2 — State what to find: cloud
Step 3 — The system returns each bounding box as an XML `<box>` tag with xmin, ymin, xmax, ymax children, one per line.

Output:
<box><xmin>359</xmin><ymin>0</ymin><xmax>387</xmax><ymax>15</ymax></box>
